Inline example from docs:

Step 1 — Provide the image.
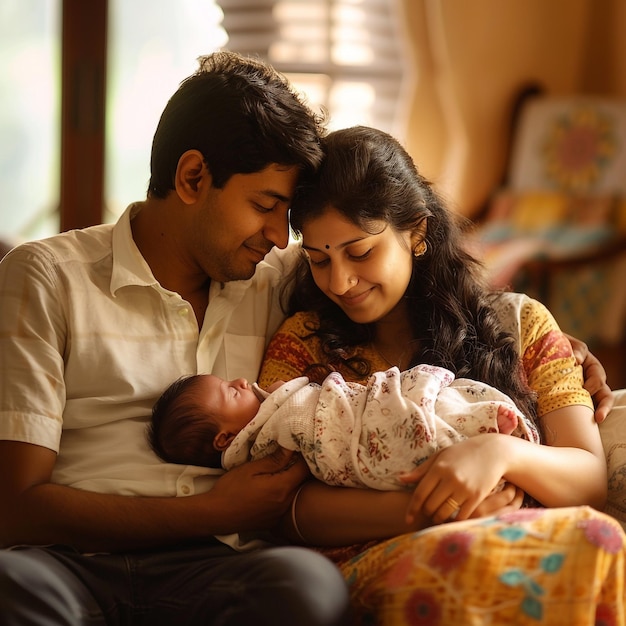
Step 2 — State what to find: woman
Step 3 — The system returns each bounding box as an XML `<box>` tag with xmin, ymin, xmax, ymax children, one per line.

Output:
<box><xmin>259</xmin><ymin>126</ymin><xmax>624</xmax><ymax>624</ymax></box>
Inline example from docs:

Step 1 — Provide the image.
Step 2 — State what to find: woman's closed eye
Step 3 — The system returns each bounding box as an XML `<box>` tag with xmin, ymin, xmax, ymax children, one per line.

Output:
<box><xmin>309</xmin><ymin>256</ymin><xmax>330</xmax><ymax>267</ymax></box>
<box><xmin>306</xmin><ymin>248</ymin><xmax>373</xmax><ymax>267</ymax></box>
<box><xmin>348</xmin><ymin>248</ymin><xmax>373</xmax><ymax>261</ymax></box>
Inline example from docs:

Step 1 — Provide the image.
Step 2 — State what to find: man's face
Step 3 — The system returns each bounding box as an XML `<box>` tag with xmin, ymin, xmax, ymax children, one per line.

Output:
<box><xmin>191</xmin><ymin>164</ymin><xmax>299</xmax><ymax>282</ymax></box>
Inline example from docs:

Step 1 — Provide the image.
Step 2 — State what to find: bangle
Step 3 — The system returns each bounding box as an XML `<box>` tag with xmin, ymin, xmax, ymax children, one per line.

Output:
<box><xmin>291</xmin><ymin>483</ymin><xmax>308</xmax><ymax>544</ymax></box>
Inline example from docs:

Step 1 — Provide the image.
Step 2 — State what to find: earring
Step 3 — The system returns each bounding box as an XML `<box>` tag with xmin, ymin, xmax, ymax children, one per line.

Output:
<box><xmin>413</xmin><ymin>240</ymin><xmax>427</xmax><ymax>257</ymax></box>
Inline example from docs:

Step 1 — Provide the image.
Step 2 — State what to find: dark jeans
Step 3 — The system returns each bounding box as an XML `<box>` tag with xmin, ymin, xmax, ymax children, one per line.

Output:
<box><xmin>0</xmin><ymin>542</ymin><xmax>351</xmax><ymax>625</ymax></box>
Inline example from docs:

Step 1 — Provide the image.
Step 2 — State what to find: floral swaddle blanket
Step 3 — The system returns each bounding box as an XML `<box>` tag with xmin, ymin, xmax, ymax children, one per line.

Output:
<box><xmin>223</xmin><ymin>365</ymin><xmax>539</xmax><ymax>489</ymax></box>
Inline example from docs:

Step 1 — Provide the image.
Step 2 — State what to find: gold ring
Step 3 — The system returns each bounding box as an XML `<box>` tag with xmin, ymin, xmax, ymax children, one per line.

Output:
<box><xmin>445</xmin><ymin>496</ymin><xmax>460</xmax><ymax>511</ymax></box>
<box><xmin>445</xmin><ymin>496</ymin><xmax>461</xmax><ymax>520</ymax></box>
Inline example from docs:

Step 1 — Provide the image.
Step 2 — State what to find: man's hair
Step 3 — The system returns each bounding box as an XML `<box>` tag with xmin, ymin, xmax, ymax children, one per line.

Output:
<box><xmin>148</xmin><ymin>50</ymin><xmax>326</xmax><ymax>198</ymax></box>
<box><xmin>148</xmin><ymin>375</ymin><xmax>223</xmax><ymax>468</ymax></box>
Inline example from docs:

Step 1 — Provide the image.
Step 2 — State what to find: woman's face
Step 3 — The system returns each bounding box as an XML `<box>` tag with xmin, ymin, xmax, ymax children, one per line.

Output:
<box><xmin>301</xmin><ymin>206</ymin><xmax>414</xmax><ymax>324</ymax></box>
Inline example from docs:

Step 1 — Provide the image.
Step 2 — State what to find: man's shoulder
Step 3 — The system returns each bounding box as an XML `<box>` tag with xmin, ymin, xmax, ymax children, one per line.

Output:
<box><xmin>8</xmin><ymin>223</ymin><xmax>114</xmax><ymax>266</ymax></box>
<box><xmin>3</xmin><ymin>224</ymin><xmax>113</xmax><ymax>280</ymax></box>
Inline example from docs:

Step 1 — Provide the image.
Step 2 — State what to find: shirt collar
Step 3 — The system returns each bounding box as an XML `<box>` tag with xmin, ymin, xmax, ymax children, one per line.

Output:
<box><xmin>109</xmin><ymin>203</ymin><xmax>256</xmax><ymax>302</ymax></box>
<box><xmin>110</xmin><ymin>203</ymin><xmax>159</xmax><ymax>295</ymax></box>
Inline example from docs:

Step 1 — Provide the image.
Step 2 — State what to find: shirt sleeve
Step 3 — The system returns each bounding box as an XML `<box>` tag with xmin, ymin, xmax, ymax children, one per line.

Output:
<box><xmin>0</xmin><ymin>243</ymin><xmax>66</xmax><ymax>450</ymax></box>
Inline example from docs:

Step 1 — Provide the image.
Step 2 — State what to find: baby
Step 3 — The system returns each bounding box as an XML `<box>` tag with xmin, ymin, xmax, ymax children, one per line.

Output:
<box><xmin>148</xmin><ymin>364</ymin><xmax>539</xmax><ymax>490</ymax></box>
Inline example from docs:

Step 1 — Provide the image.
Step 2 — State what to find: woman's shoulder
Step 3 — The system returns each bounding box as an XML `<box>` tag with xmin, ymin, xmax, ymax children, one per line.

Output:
<box><xmin>277</xmin><ymin>310</ymin><xmax>321</xmax><ymax>334</ymax></box>
<box><xmin>491</xmin><ymin>292</ymin><xmax>592</xmax><ymax>415</ymax></box>
<box><xmin>489</xmin><ymin>291</ymin><xmax>556</xmax><ymax>343</ymax></box>
<box><xmin>489</xmin><ymin>290</ymin><xmax>545</xmax><ymax>319</ymax></box>
<box><xmin>259</xmin><ymin>311</ymin><xmax>323</xmax><ymax>387</ymax></box>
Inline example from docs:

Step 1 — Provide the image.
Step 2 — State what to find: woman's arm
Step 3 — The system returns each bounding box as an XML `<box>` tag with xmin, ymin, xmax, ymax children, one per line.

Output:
<box><xmin>506</xmin><ymin>403</ymin><xmax>607</xmax><ymax>505</ymax></box>
<box><xmin>279</xmin><ymin>479</ymin><xmax>525</xmax><ymax>546</ymax></box>
<box><xmin>402</xmin><ymin>403</ymin><xmax>607</xmax><ymax>524</ymax></box>
<box><xmin>282</xmin><ymin>482</ymin><xmax>424</xmax><ymax>546</ymax></box>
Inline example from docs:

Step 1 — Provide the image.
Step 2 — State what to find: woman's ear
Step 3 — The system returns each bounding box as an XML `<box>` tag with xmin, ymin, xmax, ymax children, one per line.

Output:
<box><xmin>175</xmin><ymin>149</ymin><xmax>210</xmax><ymax>205</ymax></box>
<box><xmin>410</xmin><ymin>217</ymin><xmax>428</xmax><ymax>255</ymax></box>
<box><xmin>213</xmin><ymin>430</ymin><xmax>236</xmax><ymax>452</ymax></box>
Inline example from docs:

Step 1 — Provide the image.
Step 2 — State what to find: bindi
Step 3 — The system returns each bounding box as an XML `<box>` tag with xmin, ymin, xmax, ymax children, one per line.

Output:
<box><xmin>325</xmin><ymin>244</ymin><xmax>330</xmax><ymax>249</ymax></box>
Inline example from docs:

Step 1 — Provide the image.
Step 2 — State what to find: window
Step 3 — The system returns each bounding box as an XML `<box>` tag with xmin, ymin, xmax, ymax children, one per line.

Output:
<box><xmin>220</xmin><ymin>0</ymin><xmax>408</xmax><ymax>134</ymax></box>
<box><xmin>106</xmin><ymin>0</ymin><xmax>408</xmax><ymax>223</ymax></box>
<box><xmin>105</xmin><ymin>0</ymin><xmax>227</xmax><ymax>222</ymax></box>
<box><xmin>0</xmin><ymin>0</ymin><xmax>408</xmax><ymax>240</ymax></box>
<box><xmin>0</xmin><ymin>1</ymin><xmax>61</xmax><ymax>242</ymax></box>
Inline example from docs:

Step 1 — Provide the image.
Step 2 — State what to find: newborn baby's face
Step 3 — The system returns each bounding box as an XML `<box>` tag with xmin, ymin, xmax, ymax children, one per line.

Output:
<box><xmin>199</xmin><ymin>375</ymin><xmax>261</xmax><ymax>433</ymax></box>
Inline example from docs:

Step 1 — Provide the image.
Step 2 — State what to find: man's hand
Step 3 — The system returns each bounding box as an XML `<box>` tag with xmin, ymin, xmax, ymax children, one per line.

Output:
<box><xmin>208</xmin><ymin>448</ymin><xmax>310</xmax><ymax>533</ymax></box>
<box><xmin>565</xmin><ymin>333</ymin><xmax>614</xmax><ymax>423</ymax></box>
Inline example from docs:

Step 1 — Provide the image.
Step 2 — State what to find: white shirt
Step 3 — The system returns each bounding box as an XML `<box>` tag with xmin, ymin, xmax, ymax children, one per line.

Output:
<box><xmin>0</xmin><ymin>204</ymin><xmax>295</xmax><ymax>549</ymax></box>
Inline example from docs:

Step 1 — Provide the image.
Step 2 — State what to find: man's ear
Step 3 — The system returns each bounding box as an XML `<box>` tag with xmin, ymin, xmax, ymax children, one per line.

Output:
<box><xmin>175</xmin><ymin>150</ymin><xmax>210</xmax><ymax>205</ymax></box>
<box><xmin>213</xmin><ymin>430</ymin><xmax>236</xmax><ymax>452</ymax></box>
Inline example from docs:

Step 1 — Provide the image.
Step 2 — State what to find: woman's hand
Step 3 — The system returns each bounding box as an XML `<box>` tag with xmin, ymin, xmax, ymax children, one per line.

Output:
<box><xmin>565</xmin><ymin>333</ymin><xmax>614</xmax><ymax>423</ymax></box>
<box><xmin>400</xmin><ymin>435</ymin><xmax>511</xmax><ymax>524</ymax></box>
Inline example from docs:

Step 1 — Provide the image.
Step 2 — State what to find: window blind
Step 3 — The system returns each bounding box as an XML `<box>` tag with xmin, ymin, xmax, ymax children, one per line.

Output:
<box><xmin>219</xmin><ymin>0</ymin><xmax>407</xmax><ymax>133</ymax></box>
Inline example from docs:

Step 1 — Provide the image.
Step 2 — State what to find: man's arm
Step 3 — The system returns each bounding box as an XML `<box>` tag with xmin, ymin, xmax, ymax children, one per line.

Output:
<box><xmin>565</xmin><ymin>333</ymin><xmax>614</xmax><ymax>423</ymax></box>
<box><xmin>0</xmin><ymin>440</ymin><xmax>308</xmax><ymax>553</ymax></box>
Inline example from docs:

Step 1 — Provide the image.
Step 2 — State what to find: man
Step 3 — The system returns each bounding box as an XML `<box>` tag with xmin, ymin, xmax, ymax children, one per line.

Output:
<box><xmin>0</xmin><ymin>51</ymin><xmax>349</xmax><ymax>626</ymax></box>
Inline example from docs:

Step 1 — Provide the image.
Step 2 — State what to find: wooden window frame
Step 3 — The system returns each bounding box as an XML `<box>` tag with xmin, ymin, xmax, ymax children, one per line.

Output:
<box><xmin>60</xmin><ymin>0</ymin><xmax>107</xmax><ymax>231</ymax></box>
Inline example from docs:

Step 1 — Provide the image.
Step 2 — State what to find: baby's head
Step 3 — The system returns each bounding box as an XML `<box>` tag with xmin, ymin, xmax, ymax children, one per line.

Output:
<box><xmin>148</xmin><ymin>374</ymin><xmax>261</xmax><ymax>467</ymax></box>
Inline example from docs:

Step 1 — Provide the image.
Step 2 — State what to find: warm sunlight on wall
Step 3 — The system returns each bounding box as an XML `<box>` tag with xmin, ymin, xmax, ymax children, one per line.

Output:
<box><xmin>0</xmin><ymin>2</ymin><xmax>60</xmax><ymax>241</ymax></box>
<box><xmin>105</xmin><ymin>0</ymin><xmax>227</xmax><ymax>223</ymax></box>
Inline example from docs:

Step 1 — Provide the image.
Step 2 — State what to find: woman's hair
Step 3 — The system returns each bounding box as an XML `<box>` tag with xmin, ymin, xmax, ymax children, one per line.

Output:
<box><xmin>148</xmin><ymin>375</ymin><xmax>223</xmax><ymax>468</ymax></box>
<box><xmin>286</xmin><ymin>125</ymin><xmax>537</xmax><ymax>423</ymax></box>
<box><xmin>148</xmin><ymin>50</ymin><xmax>326</xmax><ymax>198</ymax></box>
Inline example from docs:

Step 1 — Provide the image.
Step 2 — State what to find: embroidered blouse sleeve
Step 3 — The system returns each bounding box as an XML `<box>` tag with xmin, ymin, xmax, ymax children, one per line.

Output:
<box><xmin>515</xmin><ymin>295</ymin><xmax>593</xmax><ymax>417</ymax></box>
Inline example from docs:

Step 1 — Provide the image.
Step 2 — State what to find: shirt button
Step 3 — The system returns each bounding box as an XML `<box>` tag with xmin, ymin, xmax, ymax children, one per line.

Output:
<box><xmin>178</xmin><ymin>308</ymin><xmax>189</xmax><ymax>317</ymax></box>
<box><xmin>181</xmin><ymin>484</ymin><xmax>191</xmax><ymax>495</ymax></box>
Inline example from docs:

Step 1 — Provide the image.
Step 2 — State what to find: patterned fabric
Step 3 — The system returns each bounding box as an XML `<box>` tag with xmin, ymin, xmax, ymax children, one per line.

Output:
<box><xmin>224</xmin><ymin>365</ymin><xmax>539</xmax><ymax>489</ymax></box>
<box><xmin>541</xmin><ymin>104</ymin><xmax>618</xmax><ymax>191</ymax></box>
<box><xmin>600</xmin><ymin>389</ymin><xmax>626</xmax><ymax>530</ymax></box>
<box><xmin>509</xmin><ymin>97</ymin><xmax>626</xmax><ymax>194</ymax></box>
<box><xmin>469</xmin><ymin>190</ymin><xmax>626</xmax><ymax>346</ymax></box>
<box><xmin>337</xmin><ymin>506</ymin><xmax>625</xmax><ymax>626</ymax></box>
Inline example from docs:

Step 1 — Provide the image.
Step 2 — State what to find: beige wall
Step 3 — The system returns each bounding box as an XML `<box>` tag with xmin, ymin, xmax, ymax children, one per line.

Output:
<box><xmin>399</xmin><ymin>0</ymin><xmax>626</xmax><ymax>217</ymax></box>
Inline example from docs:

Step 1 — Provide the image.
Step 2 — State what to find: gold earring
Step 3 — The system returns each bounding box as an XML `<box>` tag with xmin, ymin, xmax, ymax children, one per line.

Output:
<box><xmin>413</xmin><ymin>240</ymin><xmax>427</xmax><ymax>257</ymax></box>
